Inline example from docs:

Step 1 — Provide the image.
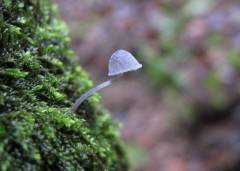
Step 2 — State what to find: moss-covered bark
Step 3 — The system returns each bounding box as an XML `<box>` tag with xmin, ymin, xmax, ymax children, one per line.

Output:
<box><xmin>0</xmin><ymin>0</ymin><xmax>128</xmax><ymax>170</ymax></box>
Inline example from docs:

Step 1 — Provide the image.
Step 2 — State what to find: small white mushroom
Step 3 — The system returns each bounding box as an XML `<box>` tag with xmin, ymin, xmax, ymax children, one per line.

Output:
<box><xmin>71</xmin><ymin>49</ymin><xmax>142</xmax><ymax>112</ymax></box>
<box><xmin>108</xmin><ymin>50</ymin><xmax>142</xmax><ymax>76</ymax></box>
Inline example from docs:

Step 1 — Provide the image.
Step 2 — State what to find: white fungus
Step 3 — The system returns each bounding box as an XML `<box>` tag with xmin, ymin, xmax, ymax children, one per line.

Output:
<box><xmin>108</xmin><ymin>49</ymin><xmax>142</xmax><ymax>76</ymax></box>
<box><xmin>71</xmin><ymin>49</ymin><xmax>142</xmax><ymax>112</ymax></box>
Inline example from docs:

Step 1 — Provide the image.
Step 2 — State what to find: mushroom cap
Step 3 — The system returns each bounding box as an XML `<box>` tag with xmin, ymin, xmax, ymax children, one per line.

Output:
<box><xmin>108</xmin><ymin>49</ymin><xmax>142</xmax><ymax>76</ymax></box>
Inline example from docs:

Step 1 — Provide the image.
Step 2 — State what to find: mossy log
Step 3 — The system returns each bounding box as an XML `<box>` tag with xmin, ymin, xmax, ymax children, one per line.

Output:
<box><xmin>0</xmin><ymin>0</ymin><xmax>128</xmax><ymax>170</ymax></box>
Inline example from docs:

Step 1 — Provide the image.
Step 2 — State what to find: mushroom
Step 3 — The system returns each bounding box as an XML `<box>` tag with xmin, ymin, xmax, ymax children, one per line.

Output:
<box><xmin>71</xmin><ymin>49</ymin><xmax>142</xmax><ymax>112</ymax></box>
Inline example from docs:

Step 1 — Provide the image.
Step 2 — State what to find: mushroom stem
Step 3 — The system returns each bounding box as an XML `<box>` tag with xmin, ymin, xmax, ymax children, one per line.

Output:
<box><xmin>71</xmin><ymin>79</ymin><xmax>112</xmax><ymax>112</ymax></box>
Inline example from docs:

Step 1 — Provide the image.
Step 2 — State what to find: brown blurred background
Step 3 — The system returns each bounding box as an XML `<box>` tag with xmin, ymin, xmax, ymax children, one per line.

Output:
<box><xmin>54</xmin><ymin>0</ymin><xmax>240</xmax><ymax>170</ymax></box>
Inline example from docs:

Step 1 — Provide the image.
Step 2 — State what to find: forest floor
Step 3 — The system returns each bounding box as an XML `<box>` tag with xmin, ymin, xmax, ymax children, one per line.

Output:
<box><xmin>55</xmin><ymin>0</ymin><xmax>240</xmax><ymax>170</ymax></box>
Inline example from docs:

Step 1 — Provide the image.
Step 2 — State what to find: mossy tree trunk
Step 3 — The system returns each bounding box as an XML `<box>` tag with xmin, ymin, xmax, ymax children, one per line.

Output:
<box><xmin>0</xmin><ymin>0</ymin><xmax>128</xmax><ymax>170</ymax></box>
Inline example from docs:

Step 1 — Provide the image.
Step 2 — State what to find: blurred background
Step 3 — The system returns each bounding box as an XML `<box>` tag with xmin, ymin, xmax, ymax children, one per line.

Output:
<box><xmin>54</xmin><ymin>0</ymin><xmax>240</xmax><ymax>170</ymax></box>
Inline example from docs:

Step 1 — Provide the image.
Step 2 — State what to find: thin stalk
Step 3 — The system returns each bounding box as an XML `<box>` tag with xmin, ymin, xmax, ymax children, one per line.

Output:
<box><xmin>71</xmin><ymin>79</ymin><xmax>112</xmax><ymax>112</ymax></box>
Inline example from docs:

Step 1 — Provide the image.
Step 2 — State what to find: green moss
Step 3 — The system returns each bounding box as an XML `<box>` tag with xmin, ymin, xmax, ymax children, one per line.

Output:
<box><xmin>0</xmin><ymin>0</ymin><xmax>128</xmax><ymax>170</ymax></box>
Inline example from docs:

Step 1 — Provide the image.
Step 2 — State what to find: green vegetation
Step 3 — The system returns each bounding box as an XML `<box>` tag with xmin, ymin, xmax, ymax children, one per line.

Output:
<box><xmin>0</xmin><ymin>0</ymin><xmax>128</xmax><ymax>170</ymax></box>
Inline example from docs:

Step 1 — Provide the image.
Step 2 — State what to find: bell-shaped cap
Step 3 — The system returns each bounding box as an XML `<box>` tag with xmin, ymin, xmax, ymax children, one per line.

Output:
<box><xmin>108</xmin><ymin>49</ymin><xmax>142</xmax><ymax>76</ymax></box>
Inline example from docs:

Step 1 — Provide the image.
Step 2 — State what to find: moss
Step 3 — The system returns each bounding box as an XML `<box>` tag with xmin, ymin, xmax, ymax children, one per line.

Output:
<box><xmin>0</xmin><ymin>0</ymin><xmax>128</xmax><ymax>170</ymax></box>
